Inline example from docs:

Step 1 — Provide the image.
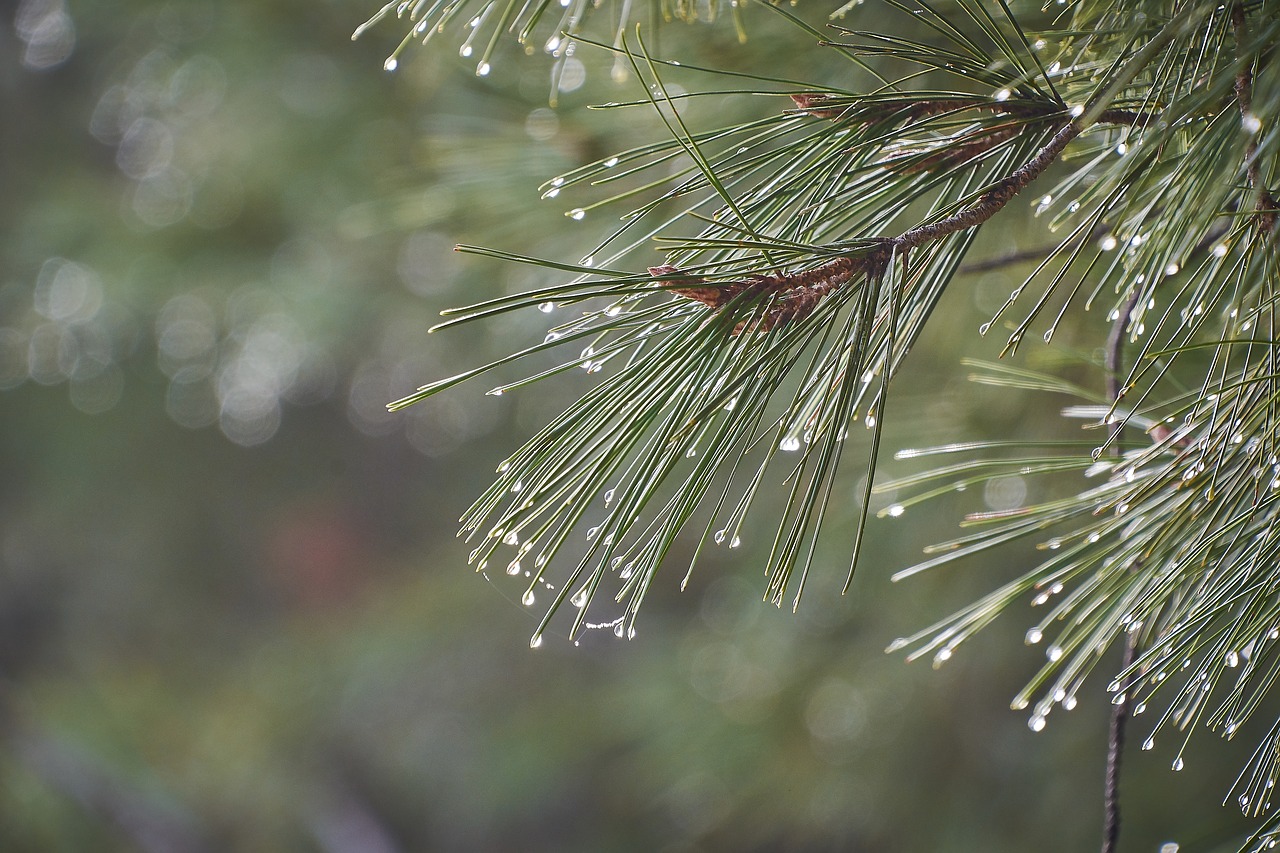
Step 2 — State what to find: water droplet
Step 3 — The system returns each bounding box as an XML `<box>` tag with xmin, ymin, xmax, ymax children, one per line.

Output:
<box><xmin>460</xmin><ymin>45</ymin><xmax>472</xmax><ymax>57</ymax></box>
<box><xmin>1069</xmin><ymin>104</ymin><xmax>1084</xmax><ymax>117</ymax></box>
<box><xmin>383</xmin><ymin>57</ymin><xmax>399</xmax><ymax>72</ymax></box>
<box><xmin>613</xmin><ymin>622</ymin><xmax>625</xmax><ymax>637</ymax></box>
<box><xmin>994</xmin><ymin>88</ymin><xmax>1011</xmax><ymax>101</ymax></box>
<box><xmin>1226</xmin><ymin>650</ymin><xmax>1240</xmax><ymax>667</ymax></box>
<box><xmin>1047</xmin><ymin>645</ymin><xmax>1063</xmax><ymax>662</ymax></box>
<box><xmin>1244</xmin><ymin>112</ymin><xmax>1263</xmax><ymax>134</ymax></box>
<box><xmin>586</xmin><ymin>526</ymin><xmax>600</xmax><ymax>539</ymax></box>
<box><xmin>1025</xmin><ymin>628</ymin><xmax>1043</xmax><ymax>645</ymax></box>
<box><xmin>571</xmin><ymin>588</ymin><xmax>588</xmax><ymax>608</ymax></box>
<box><xmin>886</xmin><ymin>504</ymin><xmax>905</xmax><ymax>518</ymax></box>
<box><xmin>503</xmin><ymin>531</ymin><xmax>519</xmax><ymax>546</ymax></box>
<box><xmin>1172</xmin><ymin>757</ymin><xmax>1184</xmax><ymax>771</ymax></box>
<box><xmin>1142</xmin><ymin>737</ymin><xmax>1155</xmax><ymax>750</ymax></box>
<box><xmin>476</xmin><ymin>62</ymin><xmax>491</xmax><ymax>77</ymax></box>
<box><xmin>604</xmin><ymin>157</ymin><xmax>619</xmax><ymax>168</ymax></box>
<box><xmin>530</xmin><ymin>633</ymin><xmax>543</xmax><ymax>648</ymax></box>
<box><xmin>538</xmin><ymin>301</ymin><xmax>555</xmax><ymax>313</ymax></box>
<box><xmin>488</xmin><ymin>387</ymin><xmax>504</xmax><ymax>396</ymax></box>
<box><xmin>1111</xmin><ymin>692</ymin><xmax>1127</xmax><ymax>705</ymax></box>
<box><xmin>1134</xmin><ymin>702</ymin><xmax>1145</xmax><ymax>715</ymax></box>
<box><xmin>1029</xmin><ymin>714</ymin><xmax>1046</xmax><ymax>732</ymax></box>
<box><xmin>780</xmin><ymin>436</ymin><xmax>802</xmax><ymax>452</ymax></box>
<box><xmin>521</xmin><ymin>590</ymin><xmax>536</xmax><ymax>606</ymax></box>
<box><xmin>569</xmin><ymin>208</ymin><xmax>586</xmax><ymax>220</ymax></box>
<box><xmin>1063</xmin><ymin>695</ymin><xmax>1078</xmax><ymax>710</ymax></box>
<box><xmin>730</xmin><ymin>535</ymin><xmax>741</xmax><ymax>548</ymax></box>
<box><xmin>714</xmin><ymin>529</ymin><xmax>727</xmax><ymax>544</ymax></box>
<box><xmin>506</xmin><ymin>560</ymin><xmax>521</xmax><ymax>575</ymax></box>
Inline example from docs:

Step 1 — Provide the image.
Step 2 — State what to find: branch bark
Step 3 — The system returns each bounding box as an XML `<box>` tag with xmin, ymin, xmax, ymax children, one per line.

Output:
<box><xmin>1100</xmin><ymin>285</ymin><xmax>1143</xmax><ymax>853</ymax></box>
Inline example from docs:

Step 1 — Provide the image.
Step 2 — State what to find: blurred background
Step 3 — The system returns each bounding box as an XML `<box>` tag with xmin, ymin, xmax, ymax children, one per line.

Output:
<box><xmin>0</xmin><ymin>0</ymin><xmax>1264</xmax><ymax>850</ymax></box>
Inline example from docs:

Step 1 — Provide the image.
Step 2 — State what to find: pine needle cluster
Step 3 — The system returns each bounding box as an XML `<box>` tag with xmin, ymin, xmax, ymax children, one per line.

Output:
<box><xmin>365</xmin><ymin>0</ymin><xmax>1279</xmax><ymax>846</ymax></box>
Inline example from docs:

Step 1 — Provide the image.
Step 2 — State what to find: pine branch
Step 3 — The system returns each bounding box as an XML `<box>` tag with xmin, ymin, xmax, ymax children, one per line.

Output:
<box><xmin>654</xmin><ymin>114</ymin><xmax>1091</xmax><ymax>333</ymax></box>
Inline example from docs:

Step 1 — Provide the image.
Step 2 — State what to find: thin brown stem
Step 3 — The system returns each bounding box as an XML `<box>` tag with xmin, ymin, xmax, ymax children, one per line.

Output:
<box><xmin>1231</xmin><ymin>3</ymin><xmax>1278</xmax><ymax>234</ymax></box>
<box><xmin>655</xmin><ymin>117</ymin><xmax>1084</xmax><ymax>331</ymax></box>
<box><xmin>1101</xmin><ymin>633</ymin><xmax>1138</xmax><ymax>853</ymax></box>
<box><xmin>1100</xmin><ymin>285</ymin><xmax>1143</xmax><ymax>853</ymax></box>
<box><xmin>789</xmin><ymin>93</ymin><xmax>1154</xmax><ymax>128</ymax></box>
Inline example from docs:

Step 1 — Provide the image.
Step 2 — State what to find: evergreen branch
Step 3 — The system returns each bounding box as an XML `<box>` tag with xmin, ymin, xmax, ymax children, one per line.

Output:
<box><xmin>653</xmin><ymin>110</ymin><xmax>1107</xmax><ymax>334</ymax></box>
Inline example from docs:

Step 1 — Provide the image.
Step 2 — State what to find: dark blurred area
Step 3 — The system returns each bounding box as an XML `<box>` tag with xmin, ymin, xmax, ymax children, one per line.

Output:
<box><xmin>0</xmin><ymin>1</ymin><xmax>1264</xmax><ymax>850</ymax></box>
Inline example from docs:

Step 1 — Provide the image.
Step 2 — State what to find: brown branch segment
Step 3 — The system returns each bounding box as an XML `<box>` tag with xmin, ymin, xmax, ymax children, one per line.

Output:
<box><xmin>650</xmin><ymin>250</ymin><xmax>890</xmax><ymax>333</ymax></box>
<box><xmin>655</xmin><ymin>116</ymin><xmax>1083</xmax><ymax>333</ymax></box>
<box><xmin>789</xmin><ymin>93</ymin><xmax>1153</xmax><ymax>128</ymax></box>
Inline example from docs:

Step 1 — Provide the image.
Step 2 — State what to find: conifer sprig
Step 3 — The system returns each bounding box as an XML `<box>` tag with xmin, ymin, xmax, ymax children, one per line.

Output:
<box><xmin>383</xmin><ymin>0</ymin><xmax>1278</xmax><ymax>844</ymax></box>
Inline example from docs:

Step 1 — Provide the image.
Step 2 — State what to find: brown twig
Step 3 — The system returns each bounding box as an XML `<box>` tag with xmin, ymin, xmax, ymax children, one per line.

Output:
<box><xmin>1231</xmin><ymin>3</ymin><xmax>1278</xmax><ymax>235</ymax></box>
<box><xmin>654</xmin><ymin>115</ymin><xmax>1085</xmax><ymax>332</ymax></box>
<box><xmin>1100</xmin><ymin>286</ymin><xmax>1143</xmax><ymax>853</ymax></box>
<box><xmin>789</xmin><ymin>93</ymin><xmax>1154</xmax><ymax>129</ymax></box>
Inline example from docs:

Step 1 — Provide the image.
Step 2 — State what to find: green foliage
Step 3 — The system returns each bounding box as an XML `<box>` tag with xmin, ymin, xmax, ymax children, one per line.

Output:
<box><xmin>382</xmin><ymin>0</ymin><xmax>1280</xmax><ymax>847</ymax></box>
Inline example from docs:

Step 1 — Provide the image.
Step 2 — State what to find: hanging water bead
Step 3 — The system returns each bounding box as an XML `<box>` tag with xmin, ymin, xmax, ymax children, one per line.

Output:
<box><xmin>506</xmin><ymin>560</ymin><xmax>521</xmax><ymax>575</ymax></box>
<box><xmin>383</xmin><ymin>57</ymin><xmax>399</xmax><ymax>71</ymax></box>
<box><xmin>521</xmin><ymin>589</ymin><xmax>536</xmax><ymax>606</ymax></box>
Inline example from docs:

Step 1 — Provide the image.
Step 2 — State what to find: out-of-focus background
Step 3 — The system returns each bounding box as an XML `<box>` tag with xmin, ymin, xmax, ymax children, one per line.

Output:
<box><xmin>0</xmin><ymin>1</ymin><xmax>1262</xmax><ymax>850</ymax></box>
